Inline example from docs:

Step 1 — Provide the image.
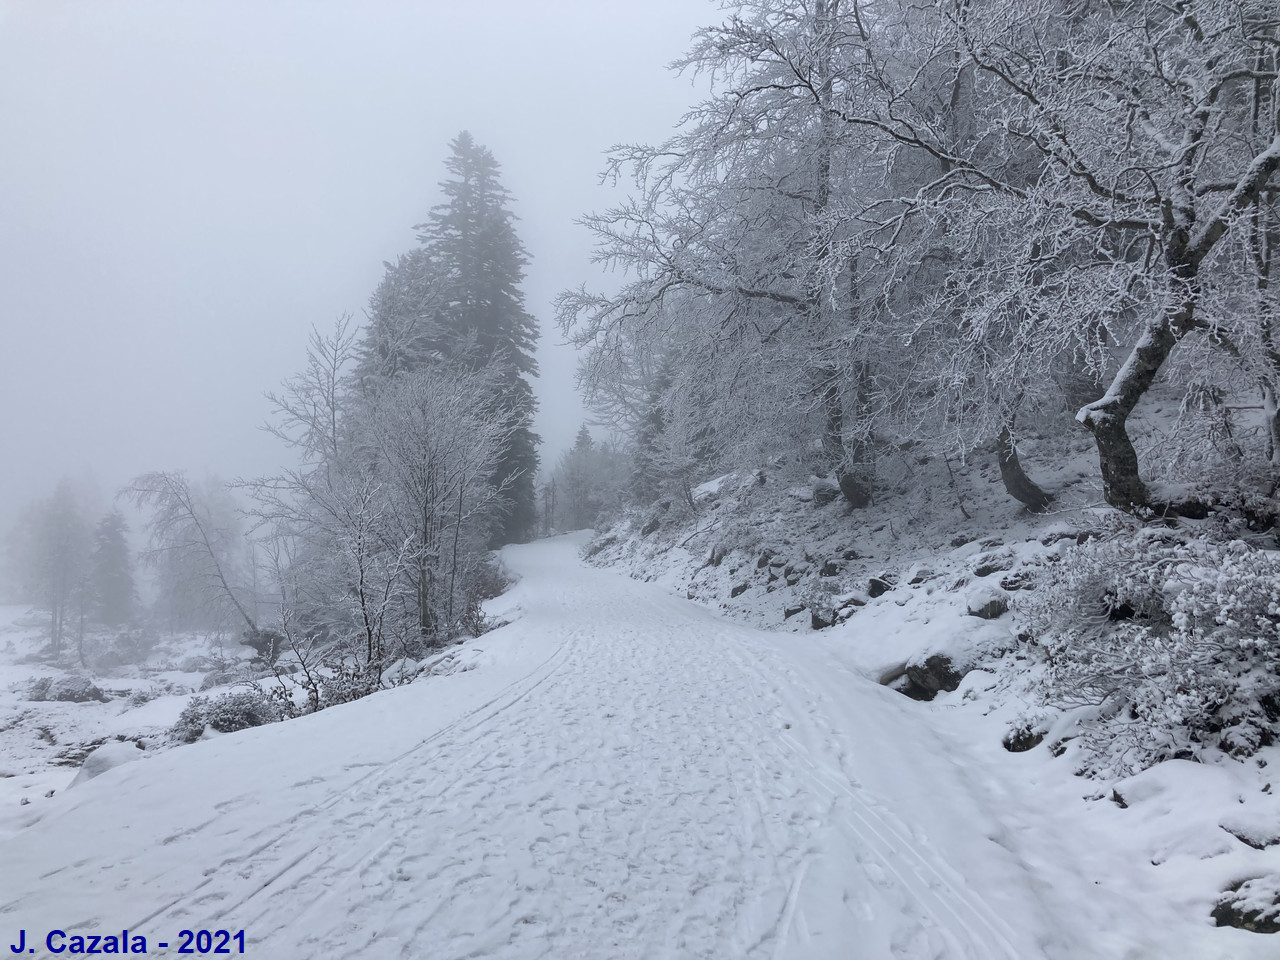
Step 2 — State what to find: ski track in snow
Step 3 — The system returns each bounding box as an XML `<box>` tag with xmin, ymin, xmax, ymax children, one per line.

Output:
<box><xmin>4</xmin><ymin>538</ymin><xmax>1134</xmax><ymax>958</ymax></box>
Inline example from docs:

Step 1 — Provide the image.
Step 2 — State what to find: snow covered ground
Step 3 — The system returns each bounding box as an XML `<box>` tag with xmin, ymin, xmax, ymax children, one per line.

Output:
<box><xmin>0</xmin><ymin>535</ymin><xmax>1270</xmax><ymax>958</ymax></box>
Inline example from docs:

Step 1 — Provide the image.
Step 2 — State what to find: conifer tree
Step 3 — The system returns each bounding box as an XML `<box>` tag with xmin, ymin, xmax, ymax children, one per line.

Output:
<box><xmin>91</xmin><ymin>510</ymin><xmax>134</xmax><ymax>627</ymax></box>
<box><xmin>365</xmin><ymin>132</ymin><xmax>540</xmax><ymax>544</ymax></box>
<box><xmin>420</xmin><ymin>133</ymin><xmax>539</xmax><ymax>543</ymax></box>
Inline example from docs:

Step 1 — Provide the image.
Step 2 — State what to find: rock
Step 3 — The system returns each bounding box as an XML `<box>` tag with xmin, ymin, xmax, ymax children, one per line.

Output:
<box><xmin>1220</xmin><ymin>816</ymin><xmax>1280</xmax><ymax>851</ymax></box>
<box><xmin>241</xmin><ymin>628</ymin><xmax>284</xmax><ymax>662</ymax></box>
<box><xmin>999</xmin><ymin>572</ymin><xmax>1034</xmax><ymax>591</ymax></box>
<box><xmin>908</xmin><ymin>568</ymin><xmax>935</xmax><ymax>585</ymax></box>
<box><xmin>756</xmin><ymin>551</ymin><xmax>774</xmax><ymax>569</ymax></box>
<box><xmin>783</xmin><ymin>605</ymin><xmax>805</xmax><ymax>620</ymax></box>
<box><xmin>1003</xmin><ymin>726</ymin><xmax>1046</xmax><ymax>753</ymax></box>
<box><xmin>811</xmin><ymin>608</ymin><xmax>834</xmax><ymax>630</ymax></box>
<box><xmin>900</xmin><ymin>655</ymin><xmax>964</xmax><ymax>702</ymax></box>
<box><xmin>70</xmin><ymin>740</ymin><xmax>144</xmax><ymax>787</ymax></box>
<box><xmin>820</xmin><ymin>560</ymin><xmax>840</xmax><ymax>577</ymax></box>
<box><xmin>971</xmin><ymin>551</ymin><xmax>1014</xmax><ymax>577</ymax></box>
<box><xmin>967</xmin><ymin>589</ymin><xmax>1009</xmax><ymax>619</ymax></box>
<box><xmin>200</xmin><ymin>668</ymin><xmax>242</xmax><ymax>691</ymax></box>
<box><xmin>812</xmin><ymin>480</ymin><xmax>841</xmax><ymax>506</ymax></box>
<box><xmin>949</xmin><ymin>534</ymin><xmax>975</xmax><ymax>548</ymax></box>
<box><xmin>867</xmin><ymin>577</ymin><xmax>892</xmax><ymax>598</ymax></box>
<box><xmin>28</xmin><ymin>676</ymin><xmax>109</xmax><ymax>703</ymax></box>
<box><xmin>730</xmin><ymin>583</ymin><xmax>750</xmax><ymax>598</ymax></box>
<box><xmin>1212</xmin><ymin>876</ymin><xmax>1280</xmax><ymax>933</ymax></box>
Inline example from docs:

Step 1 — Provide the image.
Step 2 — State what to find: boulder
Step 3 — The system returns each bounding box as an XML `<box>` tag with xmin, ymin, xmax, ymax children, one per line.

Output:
<box><xmin>971</xmin><ymin>551</ymin><xmax>1014</xmax><ymax>578</ymax></box>
<box><xmin>1212</xmin><ymin>876</ymin><xmax>1280</xmax><ymax>933</ymax></box>
<box><xmin>28</xmin><ymin>676</ymin><xmax>109</xmax><ymax>703</ymax></box>
<box><xmin>811</xmin><ymin>608</ymin><xmax>834</xmax><ymax>630</ymax></box>
<box><xmin>812</xmin><ymin>480</ymin><xmax>841</xmax><ymax>507</ymax></box>
<box><xmin>867</xmin><ymin>577</ymin><xmax>893</xmax><ymax>598</ymax></box>
<box><xmin>1220</xmin><ymin>816</ymin><xmax>1280</xmax><ymax>851</ymax></box>
<box><xmin>730</xmin><ymin>583</ymin><xmax>750</xmax><ymax>598</ymax></box>
<box><xmin>999</xmin><ymin>572</ymin><xmax>1034</xmax><ymax>591</ymax></box>
<box><xmin>1003</xmin><ymin>726</ymin><xmax>1046</xmax><ymax>753</ymax></box>
<box><xmin>901</xmin><ymin>654</ymin><xmax>965</xmax><ymax>701</ymax></box>
<box><xmin>70</xmin><ymin>741</ymin><xmax>144</xmax><ymax>787</ymax></box>
<box><xmin>967</xmin><ymin>588</ymin><xmax>1009</xmax><ymax>619</ymax></box>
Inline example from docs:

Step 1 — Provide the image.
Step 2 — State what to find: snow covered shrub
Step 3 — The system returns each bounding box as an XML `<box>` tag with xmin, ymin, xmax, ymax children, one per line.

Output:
<box><xmin>170</xmin><ymin>690</ymin><xmax>280</xmax><ymax>743</ymax></box>
<box><xmin>317</xmin><ymin>662</ymin><xmax>380</xmax><ymax>709</ymax></box>
<box><xmin>1019</xmin><ymin>525</ymin><xmax>1280</xmax><ymax>777</ymax></box>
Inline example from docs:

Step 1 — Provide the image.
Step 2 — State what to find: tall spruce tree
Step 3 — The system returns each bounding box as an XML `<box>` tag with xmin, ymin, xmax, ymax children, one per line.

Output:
<box><xmin>412</xmin><ymin>132</ymin><xmax>540</xmax><ymax>544</ymax></box>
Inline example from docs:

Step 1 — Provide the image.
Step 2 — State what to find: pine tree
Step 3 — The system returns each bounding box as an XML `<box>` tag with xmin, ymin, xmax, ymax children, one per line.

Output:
<box><xmin>91</xmin><ymin>510</ymin><xmax>134</xmax><ymax>627</ymax></box>
<box><xmin>414</xmin><ymin>132</ymin><xmax>540</xmax><ymax>544</ymax></box>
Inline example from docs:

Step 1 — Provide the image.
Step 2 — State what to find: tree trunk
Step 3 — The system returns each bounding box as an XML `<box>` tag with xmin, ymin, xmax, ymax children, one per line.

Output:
<box><xmin>1076</xmin><ymin>303</ymin><xmax>1186</xmax><ymax>511</ymax></box>
<box><xmin>820</xmin><ymin>368</ymin><xmax>874</xmax><ymax>509</ymax></box>
<box><xmin>996</xmin><ymin>424</ymin><xmax>1053</xmax><ymax>512</ymax></box>
<box><xmin>1264</xmin><ymin>382</ymin><xmax>1280</xmax><ymax>468</ymax></box>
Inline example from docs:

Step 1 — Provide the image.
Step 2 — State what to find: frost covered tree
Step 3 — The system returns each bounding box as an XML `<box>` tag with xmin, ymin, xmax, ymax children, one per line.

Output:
<box><xmin>11</xmin><ymin>481</ymin><xmax>92</xmax><ymax>656</ymax></box>
<box><xmin>557</xmin><ymin>0</ymin><xmax>930</xmax><ymax>509</ymax></box>
<box><xmin>551</xmin><ymin>426</ymin><xmax>630</xmax><ymax>530</ymax></box>
<box><xmin>125</xmin><ymin>472</ymin><xmax>256</xmax><ymax>635</ymax></box>
<box><xmin>252</xmin><ymin>318</ymin><xmax>515</xmax><ymax>679</ymax></box>
<box><xmin>562</xmin><ymin>0</ymin><xmax>1280</xmax><ymax>516</ymax></box>
<box><xmin>834</xmin><ymin>0</ymin><xmax>1280</xmax><ymax>510</ymax></box>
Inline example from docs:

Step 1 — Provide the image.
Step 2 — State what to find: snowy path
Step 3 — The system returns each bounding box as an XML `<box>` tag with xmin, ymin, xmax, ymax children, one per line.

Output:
<box><xmin>0</xmin><ymin>537</ymin><xmax>1205</xmax><ymax>958</ymax></box>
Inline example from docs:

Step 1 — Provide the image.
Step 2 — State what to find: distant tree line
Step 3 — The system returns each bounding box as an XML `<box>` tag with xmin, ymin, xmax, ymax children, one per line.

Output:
<box><xmin>4</xmin><ymin>134</ymin><xmax>540</xmax><ymax>708</ymax></box>
<box><xmin>4</xmin><ymin>481</ymin><xmax>136</xmax><ymax>665</ymax></box>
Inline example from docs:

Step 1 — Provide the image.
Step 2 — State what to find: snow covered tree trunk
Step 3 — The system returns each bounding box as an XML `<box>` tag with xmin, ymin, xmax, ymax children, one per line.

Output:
<box><xmin>1263</xmin><ymin>382</ymin><xmax>1280</xmax><ymax>468</ymax></box>
<box><xmin>1074</xmin><ymin>315</ymin><xmax>1180</xmax><ymax>510</ymax></box>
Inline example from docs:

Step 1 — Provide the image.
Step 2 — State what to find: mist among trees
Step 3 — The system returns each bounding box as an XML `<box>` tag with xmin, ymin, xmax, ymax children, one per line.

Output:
<box><xmin>4</xmin><ymin>0</ymin><xmax>1279</xmax><ymax>729</ymax></box>
<box><xmin>558</xmin><ymin>0</ymin><xmax>1280</xmax><ymax>520</ymax></box>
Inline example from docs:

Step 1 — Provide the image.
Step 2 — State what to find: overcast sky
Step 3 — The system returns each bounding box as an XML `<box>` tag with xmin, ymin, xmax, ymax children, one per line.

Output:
<box><xmin>0</xmin><ymin>0</ymin><xmax>713</xmax><ymax>525</ymax></box>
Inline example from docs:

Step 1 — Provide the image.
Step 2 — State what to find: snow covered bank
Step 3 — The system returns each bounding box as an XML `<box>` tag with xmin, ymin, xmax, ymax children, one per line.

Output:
<box><xmin>585</xmin><ymin>468</ymin><xmax>1280</xmax><ymax>950</ymax></box>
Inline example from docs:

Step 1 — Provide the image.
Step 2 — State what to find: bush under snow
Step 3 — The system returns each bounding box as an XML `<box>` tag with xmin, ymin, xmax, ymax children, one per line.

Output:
<box><xmin>171</xmin><ymin>690</ymin><xmax>281</xmax><ymax>744</ymax></box>
<box><xmin>1018</xmin><ymin>522</ymin><xmax>1280</xmax><ymax>777</ymax></box>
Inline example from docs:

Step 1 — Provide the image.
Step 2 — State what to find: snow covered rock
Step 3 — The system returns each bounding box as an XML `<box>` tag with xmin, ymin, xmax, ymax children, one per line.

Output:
<box><xmin>970</xmin><ymin>549</ymin><xmax>1015</xmax><ymax>578</ymax></box>
<box><xmin>1220</xmin><ymin>812</ymin><xmax>1280</xmax><ymax>851</ymax></box>
<box><xmin>28</xmin><ymin>676</ymin><xmax>109</xmax><ymax>703</ymax></box>
<box><xmin>70</xmin><ymin>741</ymin><xmax>144</xmax><ymax>787</ymax></box>
<box><xmin>1212</xmin><ymin>875</ymin><xmax>1280</xmax><ymax>933</ymax></box>
<box><xmin>966</xmin><ymin>587</ymin><xmax>1009</xmax><ymax>619</ymax></box>
<box><xmin>903</xmin><ymin>654</ymin><xmax>965</xmax><ymax>702</ymax></box>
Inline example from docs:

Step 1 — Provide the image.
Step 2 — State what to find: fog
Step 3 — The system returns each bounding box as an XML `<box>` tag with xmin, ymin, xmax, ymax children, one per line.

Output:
<box><xmin>0</xmin><ymin>0</ymin><xmax>710</xmax><ymax>525</ymax></box>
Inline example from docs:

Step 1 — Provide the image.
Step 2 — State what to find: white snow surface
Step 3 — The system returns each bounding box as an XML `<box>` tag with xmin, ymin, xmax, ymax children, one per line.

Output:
<box><xmin>0</xmin><ymin>536</ymin><xmax>1267</xmax><ymax>958</ymax></box>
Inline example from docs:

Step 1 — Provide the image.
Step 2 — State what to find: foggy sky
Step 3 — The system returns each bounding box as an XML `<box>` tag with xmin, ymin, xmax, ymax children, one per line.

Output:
<box><xmin>0</xmin><ymin>0</ymin><xmax>711</xmax><ymax>526</ymax></box>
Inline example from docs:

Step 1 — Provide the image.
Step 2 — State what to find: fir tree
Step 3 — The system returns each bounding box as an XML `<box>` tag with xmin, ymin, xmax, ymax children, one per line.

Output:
<box><xmin>91</xmin><ymin>510</ymin><xmax>134</xmax><ymax>627</ymax></box>
<box><xmin>414</xmin><ymin>132</ymin><xmax>540</xmax><ymax>544</ymax></box>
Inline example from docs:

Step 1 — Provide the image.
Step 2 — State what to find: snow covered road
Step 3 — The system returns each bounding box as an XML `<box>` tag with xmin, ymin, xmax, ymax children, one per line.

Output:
<box><xmin>0</xmin><ymin>536</ymin><xmax>1248</xmax><ymax>958</ymax></box>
